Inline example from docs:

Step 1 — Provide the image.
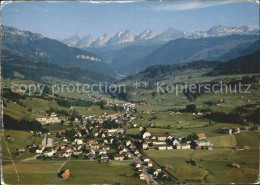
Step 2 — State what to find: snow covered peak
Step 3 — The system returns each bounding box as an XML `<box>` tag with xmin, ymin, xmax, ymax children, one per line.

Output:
<box><xmin>137</xmin><ymin>29</ymin><xmax>157</xmax><ymax>40</ymax></box>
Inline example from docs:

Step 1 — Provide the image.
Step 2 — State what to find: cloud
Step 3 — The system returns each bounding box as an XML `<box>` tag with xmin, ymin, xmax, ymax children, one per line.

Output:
<box><xmin>153</xmin><ymin>1</ymin><xmax>235</xmax><ymax>11</ymax></box>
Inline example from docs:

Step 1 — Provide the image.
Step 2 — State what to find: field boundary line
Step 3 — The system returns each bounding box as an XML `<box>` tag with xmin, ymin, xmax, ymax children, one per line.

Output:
<box><xmin>2</xmin><ymin>132</ymin><xmax>20</xmax><ymax>183</ymax></box>
<box><xmin>57</xmin><ymin>157</ymin><xmax>71</xmax><ymax>173</ymax></box>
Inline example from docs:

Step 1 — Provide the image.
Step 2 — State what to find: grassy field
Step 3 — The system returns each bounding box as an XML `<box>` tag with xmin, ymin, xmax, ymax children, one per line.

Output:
<box><xmin>2</xmin><ymin>160</ymin><xmax>143</xmax><ymax>184</ymax></box>
<box><xmin>2</xmin><ymin>70</ymin><xmax>259</xmax><ymax>184</ymax></box>
<box><xmin>135</xmin><ymin>111</ymin><xmax>209</xmax><ymax>128</ymax></box>
<box><xmin>209</xmin><ymin>134</ymin><xmax>237</xmax><ymax>148</ymax></box>
<box><xmin>128</xmin><ymin>122</ymin><xmax>241</xmax><ymax>137</ymax></box>
<box><xmin>1</xmin><ymin>130</ymin><xmax>43</xmax><ymax>161</ymax></box>
<box><xmin>144</xmin><ymin>131</ymin><xmax>259</xmax><ymax>184</ymax></box>
<box><xmin>4</xmin><ymin>96</ymin><xmax>117</xmax><ymax>122</ymax></box>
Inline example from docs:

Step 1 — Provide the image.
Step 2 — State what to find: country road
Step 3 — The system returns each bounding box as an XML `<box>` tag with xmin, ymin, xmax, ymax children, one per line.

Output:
<box><xmin>131</xmin><ymin>153</ymin><xmax>159</xmax><ymax>185</ymax></box>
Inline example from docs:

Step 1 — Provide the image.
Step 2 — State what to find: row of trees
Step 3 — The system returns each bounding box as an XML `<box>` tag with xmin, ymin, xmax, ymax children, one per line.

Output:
<box><xmin>3</xmin><ymin>115</ymin><xmax>43</xmax><ymax>132</ymax></box>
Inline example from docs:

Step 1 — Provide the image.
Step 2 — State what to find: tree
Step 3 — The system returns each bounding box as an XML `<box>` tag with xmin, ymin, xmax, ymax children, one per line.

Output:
<box><xmin>186</xmin><ymin>104</ymin><xmax>197</xmax><ymax>113</ymax></box>
<box><xmin>99</xmin><ymin>101</ymin><xmax>106</xmax><ymax>110</ymax></box>
<box><xmin>251</xmin><ymin>108</ymin><xmax>260</xmax><ymax>128</ymax></box>
<box><xmin>112</xmin><ymin>138</ymin><xmax>119</xmax><ymax>147</ymax></box>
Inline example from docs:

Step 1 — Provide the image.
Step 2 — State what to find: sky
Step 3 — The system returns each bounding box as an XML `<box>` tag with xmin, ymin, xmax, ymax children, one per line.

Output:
<box><xmin>1</xmin><ymin>1</ymin><xmax>259</xmax><ymax>39</ymax></box>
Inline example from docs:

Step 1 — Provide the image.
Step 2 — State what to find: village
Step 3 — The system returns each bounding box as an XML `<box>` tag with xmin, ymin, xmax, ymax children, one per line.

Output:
<box><xmin>5</xmin><ymin>101</ymin><xmax>252</xmax><ymax>184</ymax></box>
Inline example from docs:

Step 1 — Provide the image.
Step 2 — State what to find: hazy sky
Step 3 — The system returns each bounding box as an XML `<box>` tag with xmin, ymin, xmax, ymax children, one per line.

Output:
<box><xmin>2</xmin><ymin>1</ymin><xmax>259</xmax><ymax>39</ymax></box>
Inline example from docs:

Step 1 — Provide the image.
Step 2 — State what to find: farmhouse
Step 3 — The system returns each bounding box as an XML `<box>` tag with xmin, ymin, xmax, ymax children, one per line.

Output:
<box><xmin>139</xmin><ymin>172</ymin><xmax>146</xmax><ymax>180</ymax></box>
<box><xmin>6</xmin><ymin>136</ymin><xmax>14</xmax><ymax>142</ymax></box>
<box><xmin>165</xmin><ymin>164</ymin><xmax>173</xmax><ymax>169</ymax></box>
<box><xmin>17</xmin><ymin>148</ymin><xmax>25</xmax><ymax>153</ymax></box>
<box><xmin>176</xmin><ymin>144</ymin><xmax>190</xmax><ymax>149</ymax></box>
<box><xmin>126</xmin><ymin>140</ymin><xmax>131</xmax><ymax>146</ymax></box>
<box><xmin>147</xmin><ymin>161</ymin><xmax>153</xmax><ymax>167</ymax></box>
<box><xmin>114</xmin><ymin>154</ymin><xmax>124</xmax><ymax>161</ymax></box>
<box><xmin>153</xmin><ymin>171</ymin><xmax>159</xmax><ymax>176</ymax></box>
<box><xmin>143</xmin><ymin>131</ymin><xmax>151</xmax><ymax>139</ymax></box>
<box><xmin>197</xmin><ymin>140</ymin><xmax>212</xmax><ymax>147</ymax></box>
<box><xmin>197</xmin><ymin>133</ymin><xmax>206</xmax><ymax>139</ymax></box>
<box><xmin>232</xmin><ymin>163</ymin><xmax>240</xmax><ymax>168</ymax></box>
<box><xmin>36</xmin><ymin>117</ymin><xmax>61</xmax><ymax>125</ymax></box>
<box><xmin>136</xmin><ymin>163</ymin><xmax>141</xmax><ymax>168</ymax></box>
<box><xmin>151</xmin><ymin>133</ymin><xmax>168</xmax><ymax>141</ymax></box>
<box><xmin>173</xmin><ymin>139</ymin><xmax>180</xmax><ymax>146</ymax></box>
<box><xmin>158</xmin><ymin>146</ymin><xmax>167</xmax><ymax>150</ymax></box>
<box><xmin>233</xmin><ymin>145</ymin><xmax>250</xmax><ymax>151</ymax></box>
<box><xmin>221</xmin><ymin>127</ymin><xmax>241</xmax><ymax>134</ymax></box>
<box><xmin>61</xmin><ymin>169</ymin><xmax>70</xmax><ymax>179</ymax></box>
<box><xmin>244</xmin><ymin>125</ymin><xmax>250</xmax><ymax>130</ymax></box>
<box><xmin>101</xmin><ymin>154</ymin><xmax>109</xmax><ymax>161</ymax></box>
<box><xmin>74</xmin><ymin>139</ymin><xmax>83</xmax><ymax>145</ymax></box>
<box><xmin>36</xmin><ymin>148</ymin><xmax>43</xmax><ymax>154</ymax></box>
<box><xmin>231</xmin><ymin>127</ymin><xmax>240</xmax><ymax>134</ymax></box>
<box><xmin>153</xmin><ymin>141</ymin><xmax>166</xmax><ymax>145</ymax></box>
<box><xmin>99</xmin><ymin>149</ymin><xmax>107</xmax><ymax>155</ymax></box>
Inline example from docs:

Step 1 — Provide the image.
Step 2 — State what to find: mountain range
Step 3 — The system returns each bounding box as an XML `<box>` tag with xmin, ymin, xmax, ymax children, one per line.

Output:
<box><xmin>121</xmin><ymin>34</ymin><xmax>259</xmax><ymax>74</ymax></box>
<box><xmin>2</xmin><ymin>25</ymin><xmax>118</xmax><ymax>77</ymax></box>
<box><xmin>2</xmin><ymin>25</ymin><xmax>259</xmax><ymax>81</ymax></box>
<box><xmin>58</xmin><ymin>25</ymin><xmax>259</xmax><ymax>49</ymax></box>
<box><xmin>120</xmin><ymin>51</ymin><xmax>260</xmax><ymax>85</ymax></box>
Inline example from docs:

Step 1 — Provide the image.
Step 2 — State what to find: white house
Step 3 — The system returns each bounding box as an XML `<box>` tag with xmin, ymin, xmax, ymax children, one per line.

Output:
<box><xmin>126</xmin><ymin>140</ymin><xmax>131</xmax><ymax>146</ymax></box>
<box><xmin>197</xmin><ymin>140</ymin><xmax>211</xmax><ymax>147</ymax></box>
<box><xmin>177</xmin><ymin>144</ymin><xmax>190</xmax><ymax>149</ymax></box>
<box><xmin>158</xmin><ymin>146</ymin><xmax>167</xmax><ymax>150</ymax></box>
<box><xmin>173</xmin><ymin>139</ymin><xmax>180</xmax><ymax>146</ymax></box>
<box><xmin>44</xmin><ymin>150</ymin><xmax>55</xmax><ymax>157</ymax></box>
<box><xmin>99</xmin><ymin>149</ymin><xmax>107</xmax><ymax>155</ymax></box>
<box><xmin>74</xmin><ymin>139</ymin><xmax>83</xmax><ymax>145</ymax></box>
<box><xmin>143</xmin><ymin>131</ymin><xmax>151</xmax><ymax>139</ymax></box>
<box><xmin>36</xmin><ymin>149</ymin><xmax>43</xmax><ymax>154</ymax></box>
<box><xmin>143</xmin><ymin>142</ymin><xmax>148</xmax><ymax>149</ymax></box>
<box><xmin>157</xmin><ymin>136</ymin><xmax>167</xmax><ymax>141</ymax></box>
<box><xmin>153</xmin><ymin>141</ymin><xmax>166</xmax><ymax>145</ymax></box>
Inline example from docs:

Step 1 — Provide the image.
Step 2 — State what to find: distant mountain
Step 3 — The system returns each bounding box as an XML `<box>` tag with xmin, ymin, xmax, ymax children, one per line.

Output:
<box><xmin>58</xmin><ymin>25</ymin><xmax>259</xmax><ymax>49</ymax></box>
<box><xmin>153</xmin><ymin>28</ymin><xmax>190</xmax><ymax>42</ymax></box>
<box><xmin>58</xmin><ymin>35</ymin><xmax>80</xmax><ymax>47</ymax></box>
<box><xmin>2</xmin><ymin>25</ymin><xmax>118</xmax><ymax>77</ymax></box>
<box><xmin>206</xmin><ymin>51</ymin><xmax>260</xmax><ymax>76</ymax></box>
<box><xmin>106</xmin><ymin>30</ymin><xmax>135</xmax><ymax>46</ymax></box>
<box><xmin>110</xmin><ymin>44</ymin><xmax>162</xmax><ymax>69</ymax></box>
<box><xmin>92</xmin><ymin>33</ymin><xmax>111</xmax><ymax>47</ymax></box>
<box><xmin>136</xmin><ymin>29</ymin><xmax>157</xmax><ymax>41</ymax></box>
<box><xmin>2</xmin><ymin>55</ymin><xmax>115</xmax><ymax>84</ymax></box>
<box><xmin>120</xmin><ymin>51</ymin><xmax>259</xmax><ymax>84</ymax></box>
<box><xmin>121</xmin><ymin>34</ymin><xmax>259</xmax><ymax>74</ymax></box>
<box><xmin>189</xmin><ymin>25</ymin><xmax>259</xmax><ymax>39</ymax></box>
<box><xmin>76</xmin><ymin>35</ymin><xmax>96</xmax><ymax>48</ymax></box>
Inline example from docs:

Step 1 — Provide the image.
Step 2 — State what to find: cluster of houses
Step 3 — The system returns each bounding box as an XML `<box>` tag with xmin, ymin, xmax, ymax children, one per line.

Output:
<box><xmin>141</xmin><ymin>130</ymin><xmax>213</xmax><ymax>151</ymax></box>
<box><xmin>134</xmin><ymin>157</ymin><xmax>171</xmax><ymax>181</ymax></box>
<box><xmin>122</xmin><ymin>102</ymin><xmax>136</xmax><ymax>112</ymax></box>
<box><xmin>33</xmin><ymin>128</ymin><xmax>137</xmax><ymax>161</ymax></box>
<box><xmin>36</xmin><ymin>113</ymin><xmax>61</xmax><ymax>125</ymax></box>
<box><xmin>31</xmin><ymin>107</ymin><xmax>142</xmax><ymax>162</ymax></box>
<box><xmin>220</xmin><ymin>127</ymin><xmax>241</xmax><ymax>134</ymax></box>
